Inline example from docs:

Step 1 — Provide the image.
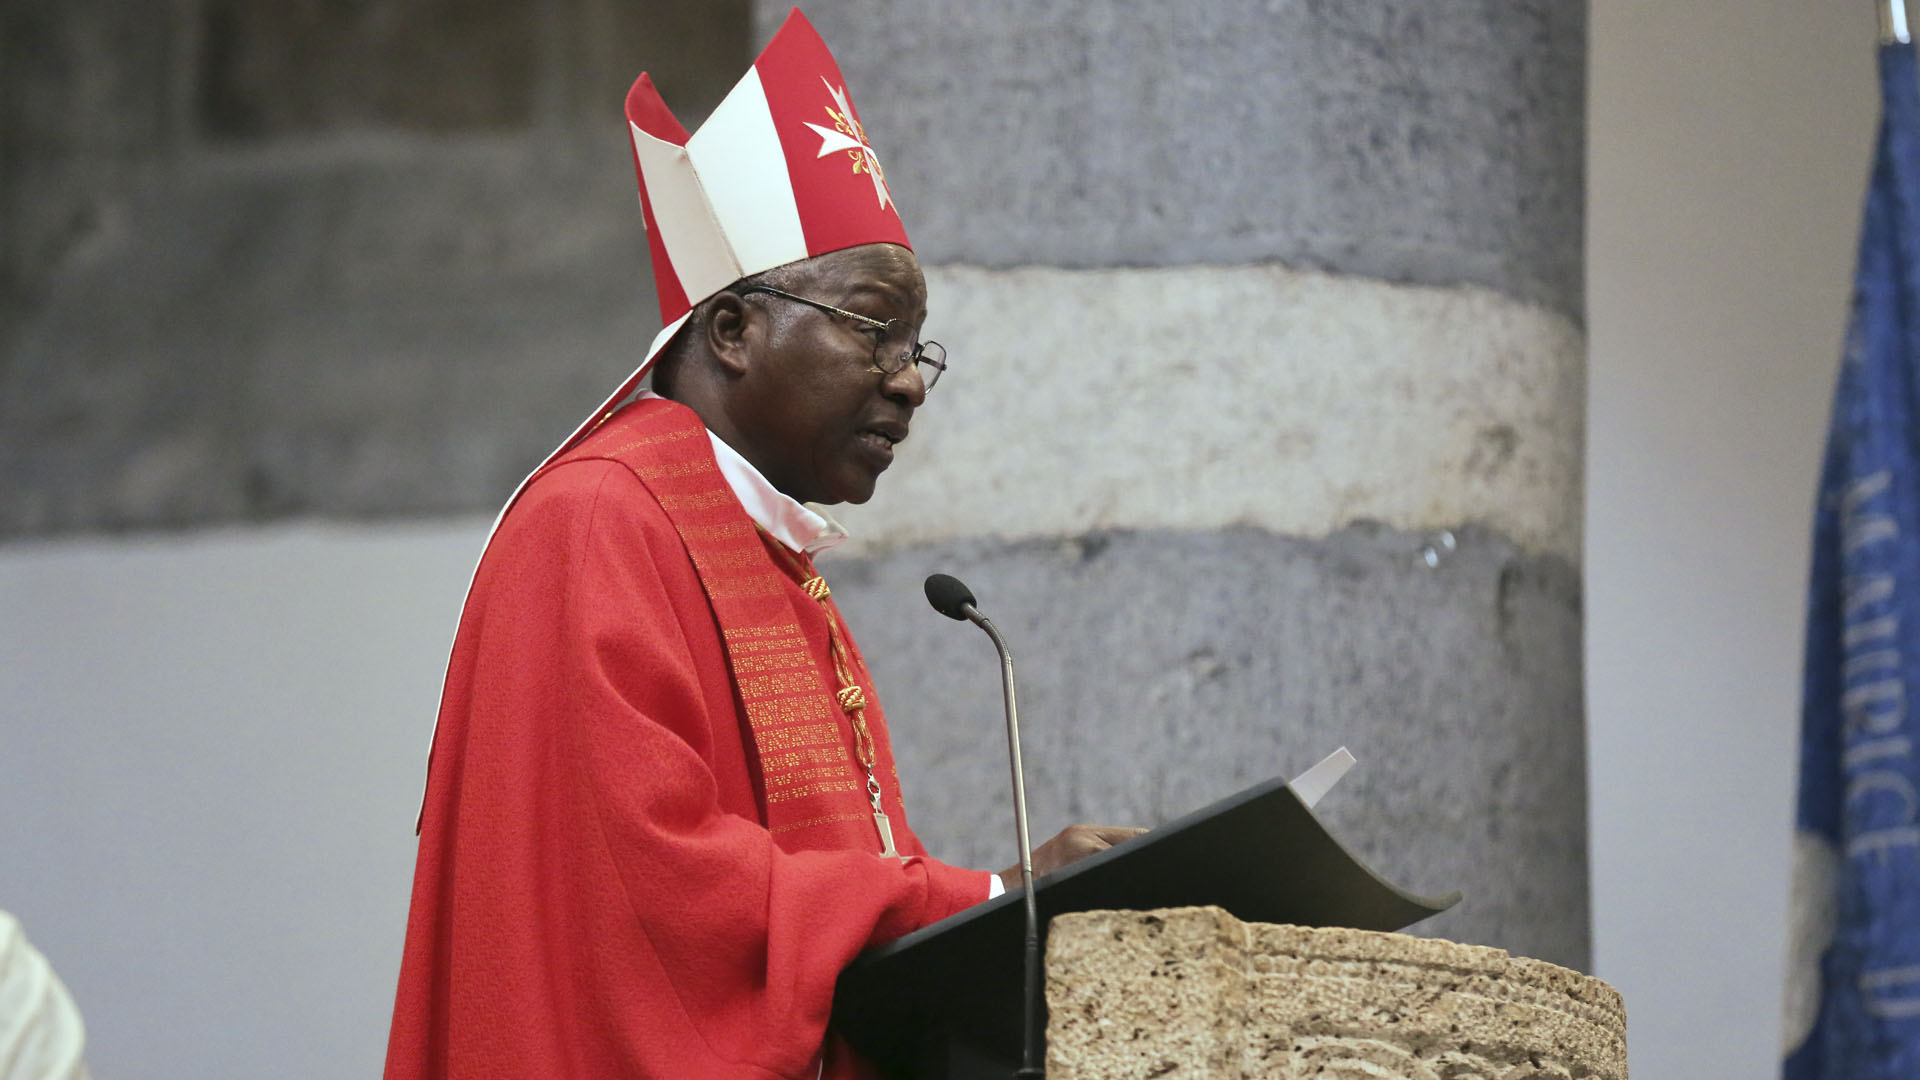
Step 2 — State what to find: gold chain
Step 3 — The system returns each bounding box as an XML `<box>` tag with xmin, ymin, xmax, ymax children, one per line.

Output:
<box><xmin>760</xmin><ymin>533</ymin><xmax>897</xmax><ymax>856</ymax></box>
<box><xmin>768</xmin><ymin>544</ymin><xmax>879</xmax><ymax>773</ymax></box>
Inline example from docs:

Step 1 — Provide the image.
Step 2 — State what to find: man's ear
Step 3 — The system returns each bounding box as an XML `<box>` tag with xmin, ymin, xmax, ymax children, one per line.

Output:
<box><xmin>704</xmin><ymin>292</ymin><xmax>756</xmax><ymax>378</ymax></box>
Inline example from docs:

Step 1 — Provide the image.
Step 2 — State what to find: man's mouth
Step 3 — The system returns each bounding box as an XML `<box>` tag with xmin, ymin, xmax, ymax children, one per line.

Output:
<box><xmin>858</xmin><ymin>422</ymin><xmax>908</xmax><ymax>451</ymax></box>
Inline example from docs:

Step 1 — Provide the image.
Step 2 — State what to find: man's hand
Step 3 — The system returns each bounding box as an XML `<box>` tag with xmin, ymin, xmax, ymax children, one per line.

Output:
<box><xmin>997</xmin><ymin>824</ymin><xmax>1146</xmax><ymax>883</ymax></box>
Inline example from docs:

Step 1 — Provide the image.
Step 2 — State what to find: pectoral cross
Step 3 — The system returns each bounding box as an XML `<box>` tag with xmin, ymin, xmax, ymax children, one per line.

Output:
<box><xmin>874</xmin><ymin>808</ymin><xmax>902</xmax><ymax>860</ymax></box>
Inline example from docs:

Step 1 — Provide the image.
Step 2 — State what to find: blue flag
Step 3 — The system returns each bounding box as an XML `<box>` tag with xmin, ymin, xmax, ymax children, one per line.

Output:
<box><xmin>1784</xmin><ymin>42</ymin><xmax>1920</xmax><ymax>1080</ymax></box>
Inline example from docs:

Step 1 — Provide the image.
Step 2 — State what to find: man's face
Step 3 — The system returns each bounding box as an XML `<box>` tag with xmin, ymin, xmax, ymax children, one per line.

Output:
<box><xmin>728</xmin><ymin>243</ymin><xmax>931</xmax><ymax>506</ymax></box>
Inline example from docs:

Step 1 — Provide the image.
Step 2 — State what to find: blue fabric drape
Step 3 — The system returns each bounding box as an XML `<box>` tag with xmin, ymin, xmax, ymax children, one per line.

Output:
<box><xmin>1786</xmin><ymin>41</ymin><xmax>1920</xmax><ymax>1080</ymax></box>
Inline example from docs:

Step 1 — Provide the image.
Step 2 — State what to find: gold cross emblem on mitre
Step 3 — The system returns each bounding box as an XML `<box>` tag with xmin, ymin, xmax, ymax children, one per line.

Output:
<box><xmin>803</xmin><ymin>78</ymin><xmax>893</xmax><ymax>211</ymax></box>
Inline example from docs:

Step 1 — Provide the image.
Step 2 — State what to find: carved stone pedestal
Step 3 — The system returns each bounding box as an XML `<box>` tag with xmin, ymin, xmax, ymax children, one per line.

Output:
<box><xmin>1046</xmin><ymin>907</ymin><xmax>1626</xmax><ymax>1080</ymax></box>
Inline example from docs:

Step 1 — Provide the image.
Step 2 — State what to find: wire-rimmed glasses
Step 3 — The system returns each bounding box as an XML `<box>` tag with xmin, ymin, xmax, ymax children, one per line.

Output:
<box><xmin>735</xmin><ymin>284</ymin><xmax>947</xmax><ymax>392</ymax></box>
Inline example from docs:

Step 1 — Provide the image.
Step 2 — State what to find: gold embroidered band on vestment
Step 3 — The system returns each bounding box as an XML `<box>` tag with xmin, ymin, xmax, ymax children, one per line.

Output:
<box><xmin>573</xmin><ymin>398</ymin><xmax>899</xmax><ymax>858</ymax></box>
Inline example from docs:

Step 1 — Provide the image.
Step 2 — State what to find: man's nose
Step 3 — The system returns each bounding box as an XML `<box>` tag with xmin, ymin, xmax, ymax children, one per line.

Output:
<box><xmin>880</xmin><ymin>360</ymin><xmax>927</xmax><ymax>408</ymax></box>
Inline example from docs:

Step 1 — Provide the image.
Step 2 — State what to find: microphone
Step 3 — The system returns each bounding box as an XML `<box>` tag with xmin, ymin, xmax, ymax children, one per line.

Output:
<box><xmin>923</xmin><ymin>572</ymin><xmax>976</xmax><ymax>621</ymax></box>
<box><xmin>923</xmin><ymin>573</ymin><xmax>1044</xmax><ymax>1079</ymax></box>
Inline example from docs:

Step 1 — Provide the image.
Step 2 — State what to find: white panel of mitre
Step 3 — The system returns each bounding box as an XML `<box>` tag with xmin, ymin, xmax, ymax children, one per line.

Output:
<box><xmin>688</xmin><ymin>67</ymin><xmax>809</xmax><ymax>280</ymax></box>
<box><xmin>629</xmin><ymin>121</ymin><xmax>742</xmax><ymax>304</ymax></box>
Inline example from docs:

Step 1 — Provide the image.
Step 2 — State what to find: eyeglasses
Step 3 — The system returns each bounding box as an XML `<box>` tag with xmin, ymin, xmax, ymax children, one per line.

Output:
<box><xmin>735</xmin><ymin>284</ymin><xmax>947</xmax><ymax>392</ymax></box>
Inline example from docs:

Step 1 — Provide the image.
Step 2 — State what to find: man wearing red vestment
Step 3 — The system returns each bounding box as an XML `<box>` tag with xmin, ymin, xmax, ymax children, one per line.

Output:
<box><xmin>383</xmin><ymin>11</ymin><xmax>1134</xmax><ymax>1078</ymax></box>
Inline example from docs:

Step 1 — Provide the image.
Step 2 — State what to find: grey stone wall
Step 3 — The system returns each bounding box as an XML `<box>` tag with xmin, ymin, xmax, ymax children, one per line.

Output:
<box><xmin>1</xmin><ymin>0</ymin><xmax>730</xmax><ymax>535</ymax></box>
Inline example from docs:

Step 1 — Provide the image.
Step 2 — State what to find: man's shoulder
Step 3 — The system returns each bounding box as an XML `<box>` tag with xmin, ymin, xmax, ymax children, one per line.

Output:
<box><xmin>508</xmin><ymin>397</ymin><xmax>703</xmax><ymax>529</ymax></box>
<box><xmin>500</xmin><ymin>457</ymin><xmax>680</xmax><ymax>557</ymax></box>
<box><xmin>480</xmin><ymin>457</ymin><xmax>697</xmax><ymax>606</ymax></box>
<box><xmin>486</xmin><ymin>395</ymin><xmax>745</xmax><ymax>579</ymax></box>
<box><xmin>555</xmin><ymin>395</ymin><xmax>709</xmax><ymax>472</ymax></box>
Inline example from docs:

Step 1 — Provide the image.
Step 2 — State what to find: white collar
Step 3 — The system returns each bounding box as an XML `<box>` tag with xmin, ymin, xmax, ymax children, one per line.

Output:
<box><xmin>636</xmin><ymin>390</ymin><xmax>849</xmax><ymax>556</ymax></box>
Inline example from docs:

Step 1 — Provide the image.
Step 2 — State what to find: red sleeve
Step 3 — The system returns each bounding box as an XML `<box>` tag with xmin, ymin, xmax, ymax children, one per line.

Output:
<box><xmin>386</xmin><ymin>460</ymin><xmax>990</xmax><ymax>1080</ymax></box>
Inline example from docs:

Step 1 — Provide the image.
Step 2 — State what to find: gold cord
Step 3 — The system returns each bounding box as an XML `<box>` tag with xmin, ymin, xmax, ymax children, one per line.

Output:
<box><xmin>761</xmin><ymin>534</ymin><xmax>886</xmax><ymax>814</ymax></box>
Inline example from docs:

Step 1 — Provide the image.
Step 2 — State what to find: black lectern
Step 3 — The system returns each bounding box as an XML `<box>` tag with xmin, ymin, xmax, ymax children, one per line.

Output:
<box><xmin>830</xmin><ymin>774</ymin><xmax>1461</xmax><ymax>1079</ymax></box>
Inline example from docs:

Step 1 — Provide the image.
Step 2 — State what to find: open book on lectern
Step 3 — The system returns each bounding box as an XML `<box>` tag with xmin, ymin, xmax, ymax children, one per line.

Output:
<box><xmin>831</xmin><ymin>748</ymin><xmax>1462</xmax><ymax>1075</ymax></box>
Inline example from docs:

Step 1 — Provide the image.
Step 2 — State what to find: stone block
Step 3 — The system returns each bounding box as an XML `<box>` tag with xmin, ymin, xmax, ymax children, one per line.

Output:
<box><xmin>826</xmin><ymin>522</ymin><xmax>1589</xmax><ymax>969</ymax></box>
<box><xmin>0</xmin><ymin>0</ymin><xmax>177</xmax><ymax>303</ymax></box>
<box><xmin>192</xmin><ymin>0</ymin><xmax>750</xmax><ymax>140</ymax></box>
<box><xmin>840</xmin><ymin>262</ymin><xmax>1585</xmax><ymax>564</ymax></box>
<box><xmin>0</xmin><ymin>133</ymin><xmax>655</xmax><ymax>534</ymax></box>
<box><xmin>1046</xmin><ymin>906</ymin><xmax>1626</xmax><ymax>1080</ymax></box>
<box><xmin>560</xmin><ymin>0</ymin><xmax>752</xmax><ymax>131</ymax></box>
<box><xmin>761</xmin><ymin>0</ymin><xmax>1586</xmax><ymax>317</ymax></box>
<box><xmin>196</xmin><ymin>0</ymin><xmax>540</xmax><ymax>136</ymax></box>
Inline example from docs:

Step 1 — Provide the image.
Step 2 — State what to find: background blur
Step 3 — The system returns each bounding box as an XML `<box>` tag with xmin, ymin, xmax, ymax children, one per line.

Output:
<box><xmin>0</xmin><ymin>2</ymin><xmax>1876</xmax><ymax>1077</ymax></box>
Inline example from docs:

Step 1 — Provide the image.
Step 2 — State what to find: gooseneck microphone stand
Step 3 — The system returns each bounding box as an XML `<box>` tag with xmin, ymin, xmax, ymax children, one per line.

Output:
<box><xmin>924</xmin><ymin>574</ymin><xmax>1043</xmax><ymax>1079</ymax></box>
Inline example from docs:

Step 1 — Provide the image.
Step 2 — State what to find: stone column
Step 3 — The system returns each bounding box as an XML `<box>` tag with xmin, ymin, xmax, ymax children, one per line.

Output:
<box><xmin>775</xmin><ymin>1</ymin><xmax>1590</xmax><ymax>968</ymax></box>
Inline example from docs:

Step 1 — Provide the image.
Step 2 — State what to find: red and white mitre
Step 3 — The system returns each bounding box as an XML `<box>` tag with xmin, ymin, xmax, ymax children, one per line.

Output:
<box><xmin>507</xmin><ymin>7</ymin><xmax>910</xmax><ymax>522</ymax></box>
<box><xmin>628</xmin><ymin>8</ymin><xmax>911</xmax><ymax>357</ymax></box>
<box><xmin>545</xmin><ymin>6</ymin><xmax>911</xmax><ymax>472</ymax></box>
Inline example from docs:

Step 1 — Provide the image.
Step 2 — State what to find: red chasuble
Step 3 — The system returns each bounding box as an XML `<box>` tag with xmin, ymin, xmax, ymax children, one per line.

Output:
<box><xmin>385</xmin><ymin>397</ymin><xmax>990</xmax><ymax>1079</ymax></box>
